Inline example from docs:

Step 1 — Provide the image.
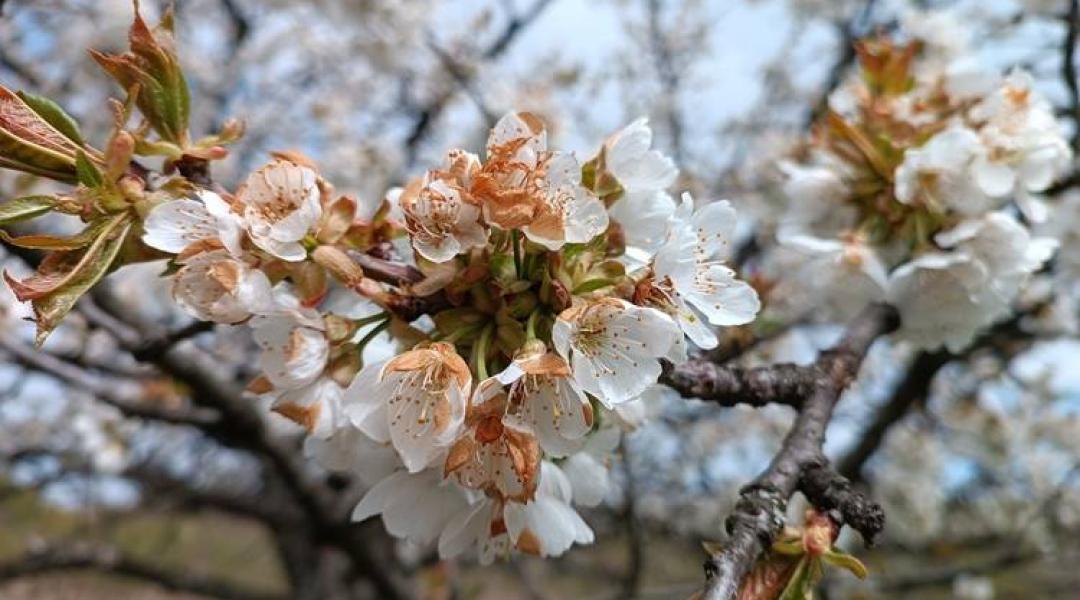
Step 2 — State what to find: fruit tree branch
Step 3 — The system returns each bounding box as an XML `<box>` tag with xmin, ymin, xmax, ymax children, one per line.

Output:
<box><xmin>698</xmin><ymin>303</ymin><xmax>899</xmax><ymax>600</ymax></box>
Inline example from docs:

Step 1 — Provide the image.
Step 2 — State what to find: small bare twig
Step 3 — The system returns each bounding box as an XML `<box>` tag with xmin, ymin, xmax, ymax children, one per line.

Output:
<box><xmin>0</xmin><ymin>542</ymin><xmax>285</xmax><ymax>600</ymax></box>
<box><xmin>0</xmin><ymin>331</ymin><xmax>220</xmax><ymax>428</ymax></box>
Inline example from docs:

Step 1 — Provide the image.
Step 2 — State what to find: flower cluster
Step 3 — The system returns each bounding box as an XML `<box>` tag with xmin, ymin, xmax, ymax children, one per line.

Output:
<box><xmin>137</xmin><ymin>113</ymin><xmax>760</xmax><ymax>561</ymax></box>
<box><xmin>773</xmin><ymin>13</ymin><xmax>1071</xmax><ymax>352</ymax></box>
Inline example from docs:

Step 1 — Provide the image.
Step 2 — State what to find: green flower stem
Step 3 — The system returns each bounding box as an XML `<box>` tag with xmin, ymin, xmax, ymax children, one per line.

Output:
<box><xmin>439</xmin><ymin>324</ymin><xmax>479</xmax><ymax>344</ymax></box>
<box><xmin>512</xmin><ymin>229</ymin><xmax>523</xmax><ymax>278</ymax></box>
<box><xmin>474</xmin><ymin>322</ymin><xmax>495</xmax><ymax>380</ymax></box>
<box><xmin>525</xmin><ymin>308</ymin><xmax>543</xmax><ymax>341</ymax></box>
<box><xmin>355</xmin><ymin>318</ymin><xmax>391</xmax><ymax>353</ymax></box>
<box><xmin>351</xmin><ymin>311</ymin><xmax>390</xmax><ymax>329</ymax></box>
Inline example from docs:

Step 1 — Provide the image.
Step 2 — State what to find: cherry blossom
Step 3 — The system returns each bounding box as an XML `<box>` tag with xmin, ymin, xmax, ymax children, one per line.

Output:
<box><xmin>649</xmin><ymin>193</ymin><xmax>761</xmax><ymax>349</ymax></box>
<box><xmin>142</xmin><ymin>191</ymin><xmax>244</xmax><ymax>256</ymax></box>
<box><xmin>239</xmin><ymin>159</ymin><xmax>323</xmax><ymax>261</ymax></box>
<box><xmin>398</xmin><ymin>150</ymin><xmax>487</xmax><ymax>263</ymax></box>
<box><xmin>344</xmin><ymin>343</ymin><xmax>470</xmax><ymax>472</ymax></box>
<box><xmin>171</xmin><ymin>249</ymin><xmax>273</xmax><ymax>323</ymax></box>
<box><xmin>552</xmin><ymin>298</ymin><xmax>680</xmax><ymax>406</ymax></box>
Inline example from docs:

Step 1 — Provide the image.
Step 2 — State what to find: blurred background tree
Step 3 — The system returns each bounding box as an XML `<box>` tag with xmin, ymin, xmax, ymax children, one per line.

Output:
<box><xmin>0</xmin><ymin>0</ymin><xmax>1078</xmax><ymax>598</ymax></box>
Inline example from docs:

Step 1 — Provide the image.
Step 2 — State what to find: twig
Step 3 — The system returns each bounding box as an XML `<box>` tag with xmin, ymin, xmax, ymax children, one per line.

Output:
<box><xmin>661</xmin><ymin>360</ymin><xmax>813</xmax><ymax>408</ymax></box>
<box><xmin>86</xmin><ymin>286</ymin><xmax>411</xmax><ymax>600</ymax></box>
<box><xmin>0</xmin><ymin>331</ymin><xmax>220</xmax><ymax>428</ymax></box>
<box><xmin>0</xmin><ymin>543</ymin><xmax>285</xmax><ymax>600</ymax></box>
<box><xmin>620</xmin><ymin>435</ymin><xmax>645</xmax><ymax>599</ymax></box>
<box><xmin>836</xmin><ymin>350</ymin><xmax>950</xmax><ymax>482</ymax></box>
<box><xmin>646</xmin><ymin>0</ymin><xmax>684</xmax><ymax>164</ymax></box>
<box><xmin>403</xmin><ymin>0</ymin><xmax>555</xmax><ymax>165</ymax></box>
<box><xmin>878</xmin><ymin>549</ymin><xmax>1036</xmax><ymax>592</ymax></box>
<box><xmin>425</xmin><ymin>36</ymin><xmax>497</xmax><ymax>127</ymax></box>
<box><xmin>804</xmin><ymin>0</ymin><xmax>878</xmax><ymax>128</ymax></box>
<box><xmin>798</xmin><ymin>463</ymin><xmax>884</xmax><ymax>546</ymax></box>
<box><xmin>698</xmin><ymin>304</ymin><xmax>899</xmax><ymax>600</ymax></box>
<box><xmin>132</xmin><ymin>320</ymin><xmax>215</xmax><ymax>362</ymax></box>
<box><xmin>1064</xmin><ymin>0</ymin><xmax>1080</xmax><ymax>152</ymax></box>
<box><xmin>347</xmin><ymin>249</ymin><xmax>425</xmax><ymax>286</ymax></box>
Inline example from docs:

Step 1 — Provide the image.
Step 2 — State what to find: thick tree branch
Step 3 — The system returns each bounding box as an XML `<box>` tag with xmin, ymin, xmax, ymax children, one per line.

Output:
<box><xmin>661</xmin><ymin>360</ymin><xmax>813</xmax><ymax>408</ymax></box>
<box><xmin>699</xmin><ymin>303</ymin><xmax>899</xmax><ymax>600</ymax></box>
<box><xmin>0</xmin><ymin>543</ymin><xmax>285</xmax><ymax>600</ymax></box>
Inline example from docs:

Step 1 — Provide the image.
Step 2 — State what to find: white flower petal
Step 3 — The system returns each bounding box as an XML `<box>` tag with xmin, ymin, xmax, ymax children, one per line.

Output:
<box><xmin>142</xmin><ymin>199</ymin><xmax>218</xmax><ymax>254</ymax></box>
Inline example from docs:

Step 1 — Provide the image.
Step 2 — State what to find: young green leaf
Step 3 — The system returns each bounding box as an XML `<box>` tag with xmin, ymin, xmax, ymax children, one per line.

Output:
<box><xmin>75</xmin><ymin>150</ymin><xmax>105</xmax><ymax>188</ymax></box>
<box><xmin>776</xmin><ymin>557</ymin><xmax>819</xmax><ymax>600</ymax></box>
<box><xmin>572</xmin><ymin>278</ymin><xmax>615</xmax><ymax>294</ymax></box>
<box><xmin>736</xmin><ymin>553</ymin><xmax>802</xmax><ymax>600</ymax></box>
<box><xmin>88</xmin><ymin>5</ymin><xmax>190</xmax><ymax>146</ymax></box>
<box><xmin>4</xmin><ymin>213</ymin><xmax>130</xmax><ymax>302</ymax></box>
<box><xmin>822</xmin><ymin>549</ymin><xmax>869</xmax><ymax>579</ymax></box>
<box><xmin>0</xmin><ymin>86</ymin><xmax>82</xmax><ymax>181</ymax></box>
<box><xmin>15</xmin><ymin>91</ymin><xmax>85</xmax><ymax>146</ymax></box>
<box><xmin>0</xmin><ymin>217</ymin><xmax>114</xmax><ymax>250</ymax></box>
<box><xmin>0</xmin><ymin>195</ymin><xmax>56</xmax><ymax>225</ymax></box>
<box><xmin>28</xmin><ymin>218</ymin><xmax>133</xmax><ymax>345</ymax></box>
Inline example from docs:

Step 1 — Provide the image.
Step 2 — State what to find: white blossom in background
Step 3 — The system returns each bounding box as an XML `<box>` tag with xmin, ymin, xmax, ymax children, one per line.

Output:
<box><xmin>772</xmin><ymin>12</ymin><xmax>1071</xmax><ymax>352</ymax></box>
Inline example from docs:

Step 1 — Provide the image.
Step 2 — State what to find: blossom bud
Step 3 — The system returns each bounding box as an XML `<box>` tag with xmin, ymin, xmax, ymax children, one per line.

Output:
<box><xmin>324</xmin><ymin>314</ymin><xmax>357</xmax><ymax>343</ymax></box>
<box><xmin>203</xmin><ymin>145</ymin><xmax>229</xmax><ymax>160</ymax></box>
<box><xmin>515</xmin><ymin>338</ymin><xmax>548</xmax><ymax>361</ymax></box>
<box><xmin>802</xmin><ymin>510</ymin><xmax>838</xmax><ymax>557</ymax></box>
<box><xmin>105</xmin><ymin>130</ymin><xmax>135</xmax><ymax>181</ymax></box>
<box><xmin>327</xmin><ymin>349</ymin><xmax>361</xmax><ymax>388</ymax></box>
<box><xmin>218</xmin><ymin>118</ymin><xmax>246</xmax><ymax>144</ymax></box>
<box><xmin>316</xmin><ymin>196</ymin><xmax>357</xmax><ymax>244</ymax></box>
<box><xmin>291</xmin><ymin>261</ymin><xmax>328</xmax><ymax>307</ymax></box>
<box><xmin>470</xmin><ymin>283</ymin><xmax>497</xmax><ymax>314</ymax></box>
<box><xmin>505</xmin><ymin>290</ymin><xmax>538</xmax><ymax>319</ymax></box>
<box><xmin>312</xmin><ymin>245</ymin><xmax>365</xmax><ymax>288</ymax></box>
<box><xmin>550</xmin><ymin>278</ymin><xmax>572</xmax><ymax>313</ymax></box>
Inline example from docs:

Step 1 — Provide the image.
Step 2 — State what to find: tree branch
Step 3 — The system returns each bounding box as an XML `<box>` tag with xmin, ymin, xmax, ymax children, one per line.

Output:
<box><xmin>0</xmin><ymin>331</ymin><xmax>220</xmax><ymax>428</ymax></box>
<box><xmin>646</xmin><ymin>0</ymin><xmax>684</xmax><ymax>164</ymax></box>
<box><xmin>661</xmin><ymin>360</ymin><xmax>813</xmax><ymax>408</ymax></box>
<box><xmin>0</xmin><ymin>543</ymin><xmax>285</xmax><ymax>600</ymax></box>
<box><xmin>804</xmin><ymin>0</ymin><xmax>878</xmax><ymax>127</ymax></box>
<box><xmin>836</xmin><ymin>349</ymin><xmax>950</xmax><ymax>482</ymax></box>
<box><xmin>698</xmin><ymin>303</ymin><xmax>899</xmax><ymax>600</ymax></box>
<box><xmin>798</xmin><ymin>462</ymin><xmax>884</xmax><ymax>546</ymax></box>
<box><xmin>84</xmin><ymin>287</ymin><xmax>411</xmax><ymax>600</ymax></box>
<box><xmin>1063</xmin><ymin>0</ymin><xmax>1080</xmax><ymax>152</ymax></box>
<box><xmin>403</xmin><ymin>0</ymin><xmax>555</xmax><ymax>164</ymax></box>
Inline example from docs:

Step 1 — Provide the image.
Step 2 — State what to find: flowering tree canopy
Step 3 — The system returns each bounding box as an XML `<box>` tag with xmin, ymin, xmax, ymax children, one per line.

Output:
<box><xmin>0</xmin><ymin>1</ymin><xmax>1078</xmax><ymax>600</ymax></box>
